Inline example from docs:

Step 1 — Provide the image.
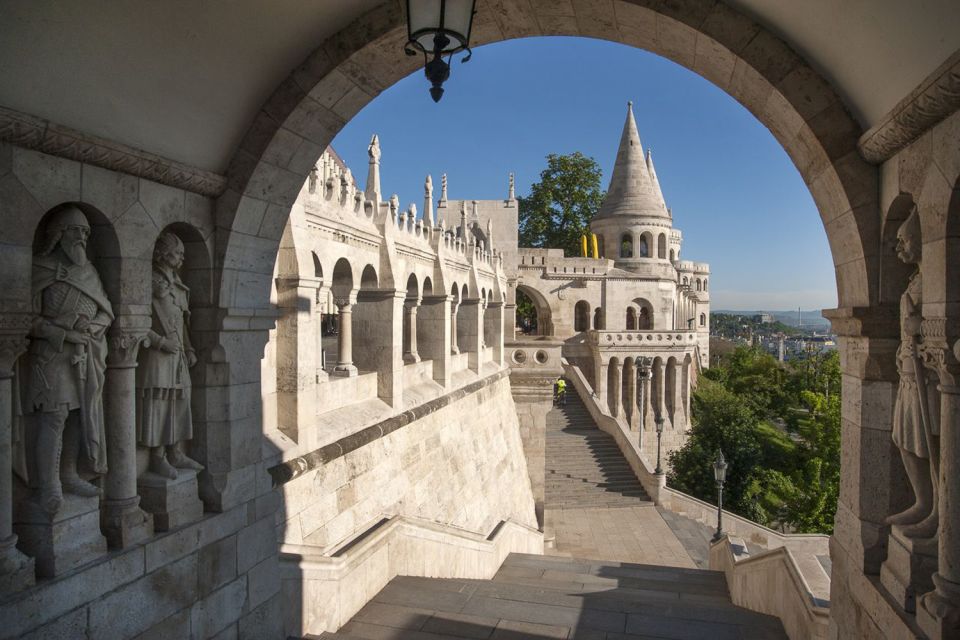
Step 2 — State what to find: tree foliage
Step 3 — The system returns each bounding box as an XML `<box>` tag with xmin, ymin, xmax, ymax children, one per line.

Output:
<box><xmin>669</xmin><ymin>347</ymin><xmax>841</xmax><ymax>534</ymax></box>
<box><xmin>518</xmin><ymin>152</ymin><xmax>605</xmax><ymax>257</ymax></box>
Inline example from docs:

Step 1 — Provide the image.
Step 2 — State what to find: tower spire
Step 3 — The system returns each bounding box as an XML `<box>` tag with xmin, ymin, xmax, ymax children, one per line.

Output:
<box><xmin>645</xmin><ymin>149</ymin><xmax>668</xmax><ymax>215</ymax></box>
<box><xmin>594</xmin><ymin>102</ymin><xmax>669</xmax><ymax>220</ymax></box>
<box><xmin>424</xmin><ymin>174</ymin><xmax>434</xmax><ymax>226</ymax></box>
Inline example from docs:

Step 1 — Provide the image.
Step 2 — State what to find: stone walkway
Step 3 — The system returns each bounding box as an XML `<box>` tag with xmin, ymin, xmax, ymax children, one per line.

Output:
<box><xmin>544</xmin><ymin>390</ymin><xmax>716</xmax><ymax>569</ymax></box>
<box><xmin>315</xmin><ymin>553</ymin><xmax>788</xmax><ymax>639</ymax></box>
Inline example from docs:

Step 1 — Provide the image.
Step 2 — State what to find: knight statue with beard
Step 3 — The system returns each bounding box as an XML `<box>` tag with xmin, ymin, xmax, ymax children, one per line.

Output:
<box><xmin>18</xmin><ymin>206</ymin><xmax>113</xmax><ymax>515</ymax></box>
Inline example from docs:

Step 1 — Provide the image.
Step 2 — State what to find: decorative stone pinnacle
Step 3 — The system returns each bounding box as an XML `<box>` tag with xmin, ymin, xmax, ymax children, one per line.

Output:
<box><xmin>440</xmin><ymin>173</ymin><xmax>448</xmax><ymax>202</ymax></box>
<box><xmin>508</xmin><ymin>172</ymin><xmax>515</xmax><ymax>200</ymax></box>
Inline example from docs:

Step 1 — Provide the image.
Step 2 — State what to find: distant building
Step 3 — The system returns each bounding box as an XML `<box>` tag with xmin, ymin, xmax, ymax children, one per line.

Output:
<box><xmin>753</xmin><ymin>312</ymin><xmax>775</xmax><ymax>324</ymax></box>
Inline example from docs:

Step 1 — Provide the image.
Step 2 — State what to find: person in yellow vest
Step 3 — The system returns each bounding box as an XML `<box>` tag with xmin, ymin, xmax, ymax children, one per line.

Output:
<box><xmin>555</xmin><ymin>377</ymin><xmax>567</xmax><ymax>406</ymax></box>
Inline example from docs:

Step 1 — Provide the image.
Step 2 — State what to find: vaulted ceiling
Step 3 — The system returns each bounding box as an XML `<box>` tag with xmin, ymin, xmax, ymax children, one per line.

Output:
<box><xmin>1</xmin><ymin>1</ymin><xmax>957</xmax><ymax>173</ymax></box>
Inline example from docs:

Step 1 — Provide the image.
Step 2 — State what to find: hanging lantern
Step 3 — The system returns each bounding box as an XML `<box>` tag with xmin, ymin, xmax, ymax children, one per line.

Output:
<box><xmin>404</xmin><ymin>0</ymin><xmax>477</xmax><ymax>102</ymax></box>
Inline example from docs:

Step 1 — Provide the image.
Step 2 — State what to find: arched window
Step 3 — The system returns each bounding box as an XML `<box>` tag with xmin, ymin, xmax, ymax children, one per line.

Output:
<box><xmin>620</xmin><ymin>234</ymin><xmax>633</xmax><ymax>258</ymax></box>
<box><xmin>658</xmin><ymin>233</ymin><xmax>666</xmax><ymax>258</ymax></box>
<box><xmin>626</xmin><ymin>307</ymin><xmax>637</xmax><ymax>330</ymax></box>
<box><xmin>574</xmin><ymin>300</ymin><xmax>591</xmax><ymax>332</ymax></box>
<box><xmin>593</xmin><ymin>307</ymin><xmax>604</xmax><ymax>330</ymax></box>
<box><xmin>638</xmin><ymin>236</ymin><xmax>649</xmax><ymax>257</ymax></box>
<box><xmin>669</xmin><ymin>248</ymin><xmax>675</xmax><ymax>261</ymax></box>
<box><xmin>699</xmin><ymin>313</ymin><xmax>706</xmax><ymax>327</ymax></box>
<box><xmin>703</xmin><ymin>278</ymin><xmax>708</xmax><ymax>291</ymax></box>
<box><xmin>639</xmin><ymin>306</ymin><xmax>652</xmax><ymax>330</ymax></box>
<box><xmin>682</xmin><ymin>276</ymin><xmax>688</xmax><ymax>285</ymax></box>
<box><xmin>696</xmin><ymin>279</ymin><xmax>702</xmax><ymax>292</ymax></box>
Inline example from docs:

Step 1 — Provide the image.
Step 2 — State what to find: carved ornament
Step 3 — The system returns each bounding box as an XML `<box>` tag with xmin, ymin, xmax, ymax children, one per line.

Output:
<box><xmin>0</xmin><ymin>105</ymin><xmax>227</xmax><ymax>197</ymax></box>
<box><xmin>859</xmin><ymin>52</ymin><xmax>960</xmax><ymax>164</ymax></box>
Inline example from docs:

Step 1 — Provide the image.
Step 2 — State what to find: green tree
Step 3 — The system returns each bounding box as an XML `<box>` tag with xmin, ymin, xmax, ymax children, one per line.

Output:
<box><xmin>667</xmin><ymin>379</ymin><xmax>766</xmax><ymax>514</ymax></box>
<box><xmin>518</xmin><ymin>152</ymin><xmax>605</xmax><ymax>256</ymax></box>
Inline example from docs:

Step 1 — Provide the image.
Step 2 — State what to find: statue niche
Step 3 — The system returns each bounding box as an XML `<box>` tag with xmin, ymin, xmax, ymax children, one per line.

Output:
<box><xmin>17</xmin><ymin>206</ymin><xmax>113</xmax><ymax>516</ymax></box>
<box><xmin>136</xmin><ymin>232</ymin><xmax>203</xmax><ymax>479</ymax></box>
<box><xmin>888</xmin><ymin>207</ymin><xmax>940</xmax><ymax>538</ymax></box>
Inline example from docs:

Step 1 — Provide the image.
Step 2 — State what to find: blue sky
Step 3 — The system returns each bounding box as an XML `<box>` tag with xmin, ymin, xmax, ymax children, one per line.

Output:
<box><xmin>332</xmin><ymin>37</ymin><xmax>837</xmax><ymax>312</ymax></box>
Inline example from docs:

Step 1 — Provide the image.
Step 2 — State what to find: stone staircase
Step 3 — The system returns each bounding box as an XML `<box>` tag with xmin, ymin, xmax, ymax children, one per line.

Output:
<box><xmin>311</xmin><ymin>552</ymin><xmax>788</xmax><ymax>639</ymax></box>
<box><xmin>545</xmin><ymin>390</ymin><xmax>650</xmax><ymax>509</ymax></box>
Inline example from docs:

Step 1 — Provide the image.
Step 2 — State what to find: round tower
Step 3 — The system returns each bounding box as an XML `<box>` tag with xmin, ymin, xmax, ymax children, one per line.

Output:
<box><xmin>590</xmin><ymin>102</ymin><xmax>679</xmax><ymax>276</ymax></box>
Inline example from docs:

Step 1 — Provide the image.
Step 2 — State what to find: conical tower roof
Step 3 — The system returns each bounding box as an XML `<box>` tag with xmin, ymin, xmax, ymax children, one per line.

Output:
<box><xmin>594</xmin><ymin>102</ymin><xmax>669</xmax><ymax>220</ymax></box>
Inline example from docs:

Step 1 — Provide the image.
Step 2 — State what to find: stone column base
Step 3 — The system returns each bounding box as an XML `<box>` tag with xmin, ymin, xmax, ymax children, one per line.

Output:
<box><xmin>918</xmin><ymin>574</ymin><xmax>960</xmax><ymax>640</ymax></box>
<box><xmin>880</xmin><ymin>526</ymin><xmax>937</xmax><ymax>613</ymax></box>
<box><xmin>14</xmin><ymin>494</ymin><xmax>107</xmax><ymax>578</ymax></box>
<box><xmin>0</xmin><ymin>534</ymin><xmax>34</xmax><ymax>594</ymax></box>
<box><xmin>333</xmin><ymin>364</ymin><xmax>358</xmax><ymax>377</ymax></box>
<box><xmin>101</xmin><ymin>496</ymin><xmax>154</xmax><ymax>548</ymax></box>
<box><xmin>403</xmin><ymin>353</ymin><xmax>421</xmax><ymax>364</ymax></box>
<box><xmin>138</xmin><ymin>469</ymin><xmax>204</xmax><ymax>531</ymax></box>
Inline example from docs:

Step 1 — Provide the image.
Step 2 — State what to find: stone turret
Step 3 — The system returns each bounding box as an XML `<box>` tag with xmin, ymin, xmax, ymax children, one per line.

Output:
<box><xmin>590</xmin><ymin>102</ymin><xmax>679</xmax><ymax>272</ymax></box>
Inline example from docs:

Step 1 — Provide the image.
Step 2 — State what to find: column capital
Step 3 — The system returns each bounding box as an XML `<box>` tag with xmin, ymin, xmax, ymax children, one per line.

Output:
<box><xmin>0</xmin><ymin>313</ymin><xmax>33</xmax><ymax>375</ymax></box>
<box><xmin>106</xmin><ymin>329</ymin><xmax>149</xmax><ymax>368</ymax></box>
<box><xmin>822</xmin><ymin>305</ymin><xmax>899</xmax><ymax>338</ymax></box>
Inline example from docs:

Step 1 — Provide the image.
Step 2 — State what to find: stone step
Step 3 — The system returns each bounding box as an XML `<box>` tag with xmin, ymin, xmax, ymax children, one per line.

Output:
<box><xmin>320</xmin><ymin>553</ymin><xmax>788</xmax><ymax>640</ymax></box>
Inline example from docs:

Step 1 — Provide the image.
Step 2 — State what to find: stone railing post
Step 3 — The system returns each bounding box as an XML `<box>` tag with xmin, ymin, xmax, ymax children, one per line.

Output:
<box><xmin>102</xmin><ymin>325</ymin><xmax>154</xmax><ymax>548</ymax></box>
<box><xmin>450</xmin><ymin>301</ymin><xmax>460</xmax><ymax>354</ymax></box>
<box><xmin>333</xmin><ymin>298</ymin><xmax>357</xmax><ymax>377</ymax></box>
<box><xmin>403</xmin><ymin>299</ymin><xmax>421</xmax><ymax>364</ymax></box>
<box><xmin>0</xmin><ymin>315</ymin><xmax>34</xmax><ymax>593</ymax></box>
<box><xmin>656</xmin><ymin>360</ymin><xmax>667</xmax><ymax>425</ymax></box>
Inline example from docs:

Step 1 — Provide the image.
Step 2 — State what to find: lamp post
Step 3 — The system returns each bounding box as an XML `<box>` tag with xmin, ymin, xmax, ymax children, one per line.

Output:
<box><xmin>712</xmin><ymin>449</ymin><xmax>728</xmax><ymax>542</ymax></box>
<box><xmin>637</xmin><ymin>356</ymin><xmax>652</xmax><ymax>432</ymax></box>
<box><xmin>654</xmin><ymin>413</ymin><xmax>665</xmax><ymax>474</ymax></box>
<box><xmin>404</xmin><ymin>0</ymin><xmax>476</xmax><ymax>102</ymax></box>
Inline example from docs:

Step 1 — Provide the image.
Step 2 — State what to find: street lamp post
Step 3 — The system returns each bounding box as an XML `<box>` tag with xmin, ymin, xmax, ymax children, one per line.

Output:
<box><xmin>654</xmin><ymin>413</ymin><xmax>665</xmax><ymax>474</ymax></box>
<box><xmin>712</xmin><ymin>449</ymin><xmax>728</xmax><ymax>542</ymax></box>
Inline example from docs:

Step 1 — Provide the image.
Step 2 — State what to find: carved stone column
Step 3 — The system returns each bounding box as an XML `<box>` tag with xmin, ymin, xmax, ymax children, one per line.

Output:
<box><xmin>0</xmin><ymin>318</ymin><xmax>34</xmax><ymax>594</ymax></box>
<box><xmin>919</xmin><ymin>333</ymin><xmax>960</xmax><ymax>639</ymax></box>
<box><xmin>610</xmin><ymin>362</ymin><xmax>622</xmax><ymax>418</ymax></box>
<box><xmin>459</xmin><ymin>299</ymin><xmax>482</xmax><ymax>373</ymax></box>
<box><xmin>656</xmin><ymin>360</ymin><xmax>666</xmax><ymax>424</ymax></box>
<box><xmin>625</xmin><ymin>360</ymin><xmax>638</xmax><ymax>431</ymax></box>
<box><xmin>102</xmin><ymin>327</ymin><xmax>153</xmax><ymax>548</ymax></box>
<box><xmin>403</xmin><ymin>300</ymin><xmax>421</xmax><ymax>364</ymax></box>
<box><xmin>672</xmin><ymin>360</ymin><xmax>684</xmax><ymax>428</ymax></box>
<box><xmin>333</xmin><ymin>299</ymin><xmax>357</xmax><ymax>377</ymax></box>
<box><xmin>450</xmin><ymin>301</ymin><xmax>460</xmax><ymax>355</ymax></box>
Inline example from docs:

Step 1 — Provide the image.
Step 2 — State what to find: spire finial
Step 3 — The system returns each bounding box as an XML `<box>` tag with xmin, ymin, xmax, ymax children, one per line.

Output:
<box><xmin>440</xmin><ymin>173</ymin><xmax>448</xmax><ymax>202</ymax></box>
<box><xmin>508</xmin><ymin>172</ymin><xmax>515</xmax><ymax>200</ymax></box>
<box><xmin>424</xmin><ymin>174</ymin><xmax>434</xmax><ymax>226</ymax></box>
<box><xmin>365</xmin><ymin>134</ymin><xmax>382</xmax><ymax>203</ymax></box>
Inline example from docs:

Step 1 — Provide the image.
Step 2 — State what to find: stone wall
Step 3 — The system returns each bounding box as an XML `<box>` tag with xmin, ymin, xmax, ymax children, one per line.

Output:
<box><xmin>275</xmin><ymin>371</ymin><xmax>538</xmax><ymax>551</ymax></box>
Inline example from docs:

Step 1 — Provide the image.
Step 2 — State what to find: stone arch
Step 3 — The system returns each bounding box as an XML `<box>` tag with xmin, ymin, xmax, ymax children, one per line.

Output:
<box><xmin>574</xmin><ymin>300</ymin><xmax>591</xmax><ymax>332</ymax></box>
<box><xmin>422</xmin><ymin>276</ymin><xmax>433</xmax><ymax>296</ymax></box>
<box><xmin>658</xmin><ymin>233</ymin><xmax>667</xmax><ymax>259</ymax></box>
<box><xmin>626</xmin><ymin>306</ymin><xmax>637</xmax><ymax>330</ymax></box>
<box><xmin>638</xmin><ymin>231</ymin><xmax>653</xmax><ymax>258</ymax></box>
<box><xmin>593</xmin><ymin>307</ymin><xmax>604</xmax><ymax>330</ymax></box>
<box><xmin>669</xmin><ymin>248</ymin><xmax>675</xmax><ymax>261</ymax></box>
<box><xmin>405</xmin><ymin>273</ymin><xmax>419</xmax><ymax>300</ymax></box>
<box><xmin>311</xmin><ymin>251</ymin><xmax>323</xmax><ymax>280</ymax></box>
<box><xmin>695</xmin><ymin>278</ymin><xmax>702</xmax><ymax>291</ymax></box>
<box><xmin>215</xmin><ymin>1</ymin><xmax>877</xmax><ymax>322</ymax></box>
<box><xmin>331</xmin><ymin>258</ymin><xmax>353</xmax><ymax>299</ymax></box>
<box><xmin>703</xmin><ymin>278</ymin><xmax>708</xmax><ymax>291</ymax></box>
<box><xmin>516</xmin><ymin>283</ymin><xmax>553</xmax><ymax>337</ymax></box>
<box><xmin>699</xmin><ymin>312</ymin><xmax>706</xmax><ymax>327</ymax></box>
<box><xmin>633</xmin><ymin>298</ymin><xmax>654</xmax><ymax>330</ymax></box>
<box><xmin>360</xmin><ymin>264</ymin><xmax>378</xmax><ymax>290</ymax></box>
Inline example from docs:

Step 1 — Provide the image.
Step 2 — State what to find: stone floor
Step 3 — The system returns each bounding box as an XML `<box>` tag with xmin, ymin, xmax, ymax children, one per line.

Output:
<box><xmin>314</xmin><ymin>553</ymin><xmax>788</xmax><ymax>639</ymax></box>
